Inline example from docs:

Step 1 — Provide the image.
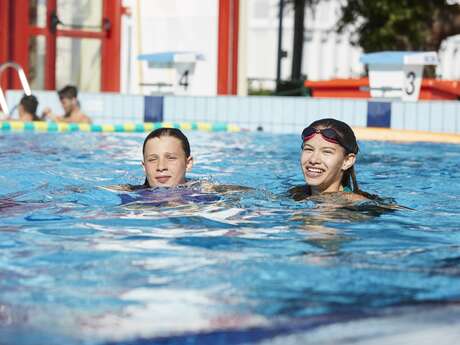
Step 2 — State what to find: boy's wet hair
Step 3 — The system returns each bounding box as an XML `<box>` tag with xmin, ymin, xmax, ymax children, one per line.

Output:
<box><xmin>142</xmin><ymin>128</ymin><xmax>191</xmax><ymax>157</ymax></box>
<box><xmin>58</xmin><ymin>85</ymin><xmax>78</xmax><ymax>100</ymax></box>
<box><xmin>19</xmin><ymin>94</ymin><xmax>38</xmax><ymax>115</ymax></box>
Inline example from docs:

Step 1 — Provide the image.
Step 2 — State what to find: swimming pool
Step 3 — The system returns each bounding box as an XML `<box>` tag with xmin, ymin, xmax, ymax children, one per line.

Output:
<box><xmin>1</xmin><ymin>131</ymin><xmax>460</xmax><ymax>345</ymax></box>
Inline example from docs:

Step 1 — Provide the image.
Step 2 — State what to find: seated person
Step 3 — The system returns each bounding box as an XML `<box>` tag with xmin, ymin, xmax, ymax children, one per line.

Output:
<box><xmin>17</xmin><ymin>94</ymin><xmax>41</xmax><ymax>122</ymax></box>
<box><xmin>42</xmin><ymin>85</ymin><xmax>91</xmax><ymax>123</ymax></box>
<box><xmin>290</xmin><ymin>118</ymin><xmax>375</xmax><ymax>203</ymax></box>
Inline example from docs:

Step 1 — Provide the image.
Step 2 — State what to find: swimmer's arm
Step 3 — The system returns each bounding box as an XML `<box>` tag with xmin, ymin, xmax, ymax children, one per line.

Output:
<box><xmin>41</xmin><ymin>107</ymin><xmax>62</xmax><ymax>122</ymax></box>
<box><xmin>201</xmin><ymin>181</ymin><xmax>254</xmax><ymax>194</ymax></box>
<box><xmin>79</xmin><ymin>113</ymin><xmax>92</xmax><ymax>124</ymax></box>
<box><xmin>288</xmin><ymin>185</ymin><xmax>309</xmax><ymax>201</ymax></box>
<box><xmin>98</xmin><ymin>184</ymin><xmax>136</xmax><ymax>192</ymax></box>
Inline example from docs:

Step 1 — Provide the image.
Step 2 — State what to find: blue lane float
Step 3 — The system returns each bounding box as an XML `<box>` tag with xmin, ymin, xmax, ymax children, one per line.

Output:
<box><xmin>0</xmin><ymin>121</ymin><xmax>242</xmax><ymax>133</ymax></box>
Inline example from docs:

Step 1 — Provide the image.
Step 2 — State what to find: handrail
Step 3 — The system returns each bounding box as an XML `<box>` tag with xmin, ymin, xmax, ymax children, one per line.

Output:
<box><xmin>0</xmin><ymin>62</ymin><xmax>32</xmax><ymax>116</ymax></box>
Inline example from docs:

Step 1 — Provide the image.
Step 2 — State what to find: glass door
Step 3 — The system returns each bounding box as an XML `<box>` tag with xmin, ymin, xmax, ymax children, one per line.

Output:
<box><xmin>13</xmin><ymin>0</ymin><xmax>121</xmax><ymax>92</ymax></box>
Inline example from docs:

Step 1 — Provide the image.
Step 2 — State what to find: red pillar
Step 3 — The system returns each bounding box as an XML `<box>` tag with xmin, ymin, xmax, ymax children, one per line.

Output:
<box><xmin>0</xmin><ymin>0</ymin><xmax>12</xmax><ymax>89</ymax></box>
<box><xmin>45</xmin><ymin>0</ymin><xmax>57</xmax><ymax>90</ymax></box>
<box><xmin>102</xmin><ymin>0</ymin><xmax>121</xmax><ymax>92</ymax></box>
<box><xmin>11</xmin><ymin>0</ymin><xmax>30</xmax><ymax>89</ymax></box>
<box><xmin>217</xmin><ymin>0</ymin><xmax>239</xmax><ymax>95</ymax></box>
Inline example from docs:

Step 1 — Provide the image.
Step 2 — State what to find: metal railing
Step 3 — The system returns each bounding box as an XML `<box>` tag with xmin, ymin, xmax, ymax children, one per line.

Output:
<box><xmin>0</xmin><ymin>62</ymin><xmax>32</xmax><ymax>116</ymax></box>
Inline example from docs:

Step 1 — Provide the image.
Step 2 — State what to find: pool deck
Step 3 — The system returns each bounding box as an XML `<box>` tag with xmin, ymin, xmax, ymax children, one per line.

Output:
<box><xmin>354</xmin><ymin>127</ymin><xmax>460</xmax><ymax>144</ymax></box>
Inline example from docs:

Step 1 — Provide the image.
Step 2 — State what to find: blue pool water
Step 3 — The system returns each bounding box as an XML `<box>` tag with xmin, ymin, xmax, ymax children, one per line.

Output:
<box><xmin>1</xmin><ymin>131</ymin><xmax>460</xmax><ymax>345</ymax></box>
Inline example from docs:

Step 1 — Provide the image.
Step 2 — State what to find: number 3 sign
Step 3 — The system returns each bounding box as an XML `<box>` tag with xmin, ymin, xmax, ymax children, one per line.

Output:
<box><xmin>403</xmin><ymin>65</ymin><xmax>423</xmax><ymax>101</ymax></box>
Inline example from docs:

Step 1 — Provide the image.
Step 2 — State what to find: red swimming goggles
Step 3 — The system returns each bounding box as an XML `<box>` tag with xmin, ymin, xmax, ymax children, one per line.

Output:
<box><xmin>301</xmin><ymin>126</ymin><xmax>357</xmax><ymax>153</ymax></box>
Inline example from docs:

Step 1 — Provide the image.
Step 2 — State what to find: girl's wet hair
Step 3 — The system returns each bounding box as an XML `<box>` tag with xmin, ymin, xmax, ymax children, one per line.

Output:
<box><xmin>304</xmin><ymin>118</ymin><xmax>376</xmax><ymax>200</ymax></box>
<box><xmin>142</xmin><ymin>128</ymin><xmax>191</xmax><ymax>157</ymax></box>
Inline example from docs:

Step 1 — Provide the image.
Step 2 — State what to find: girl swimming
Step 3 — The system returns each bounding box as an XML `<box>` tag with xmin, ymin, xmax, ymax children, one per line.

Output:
<box><xmin>290</xmin><ymin>118</ymin><xmax>373</xmax><ymax>202</ymax></box>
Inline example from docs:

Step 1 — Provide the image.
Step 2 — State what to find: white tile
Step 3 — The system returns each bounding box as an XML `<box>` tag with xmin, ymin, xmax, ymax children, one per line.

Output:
<box><xmin>353</xmin><ymin>100</ymin><xmax>368</xmax><ymax>127</ymax></box>
<box><xmin>391</xmin><ymin>101</ymin><xmax>404</xmax><ymax>129</ymax></box>
<box><xmin>442</xmin><ymin>102</ymin><xmax>457</xmax><ymax>133</ymax></box>
<box><xmin>402</xmin><ymin>102</ymin><xmax>417</xmax><ymax>130</ymax></box>
<box><xmin>216</xmin><ymin>96</ymin><xmax>228</xmax><ymax>122</ymax></box>
<box><xmin>429</xmin><ymin>102</ymin><xmax>444</xmax><ymax>133</ymax></box>
<box><xmin>415</xmin><ymin>101</ymin><xmax>430</xmax><ymax>131</ymax></box>
<box><xmin>272</xmin><ymin>97</ymin><xmax>286</xmax><ymax>124</ymax></box>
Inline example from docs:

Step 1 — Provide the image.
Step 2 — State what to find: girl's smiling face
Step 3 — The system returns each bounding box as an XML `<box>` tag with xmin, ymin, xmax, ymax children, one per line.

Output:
<box><xmin>300</xmin><ymin>132</ymin><xmax>355</xmax><ymax>194</ymax></box>
<box><xmin>142</xmin><ymin>136</ymin><xmax>193</xmax><ymax>188</ymax></box>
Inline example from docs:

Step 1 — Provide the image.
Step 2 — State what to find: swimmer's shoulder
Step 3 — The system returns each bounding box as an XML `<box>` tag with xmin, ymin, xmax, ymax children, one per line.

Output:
<box><xmin>342</xmin><ymin>192</ymin><xmax>369</xmax><ymax>202</ymax></box>
<box><xmin>288</xmin><ymin>185</ymin><xmax>309</xmax><ymax>201</ymax></box>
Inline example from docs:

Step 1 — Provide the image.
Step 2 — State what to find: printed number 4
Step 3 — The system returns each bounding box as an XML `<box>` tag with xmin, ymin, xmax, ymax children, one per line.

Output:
<box><xmin>179</xmin><ymin>70</ymin><xmax>189</xmax><ymax>90</ymax></box>
<box><xmin>405</xmin><ymin>71</ymin><xmax>416</xmax><ymax>95</ymax></box>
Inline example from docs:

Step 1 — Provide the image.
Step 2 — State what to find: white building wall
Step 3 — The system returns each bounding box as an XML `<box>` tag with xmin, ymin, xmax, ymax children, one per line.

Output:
<box><xmin>245</xmin><ymin>0</ymin><xmax>459</xmax><ymax>89</ymax></box>
<box><xmin>438</xmin><ymin>34</ymin><xmax>460</xmax><ymax>80</ymax></box>
<box><xmin>119</xmin><ymin>0</ymin><xmax>459</xmax><ymax>96</ymax></box>
<box><xmin>121</xmin><ymin>0</ymin><xmax>218</xmax><ymax>96</ymax></box>
<box><xmin>246</xmin><ymin>0</ymin><xmax>364</xmax><ymax>88</ymax></box>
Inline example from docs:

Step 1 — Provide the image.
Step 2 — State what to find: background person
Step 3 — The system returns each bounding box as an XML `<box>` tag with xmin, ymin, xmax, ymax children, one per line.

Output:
<box><xmin>17</xmin><ymin>94</ymin><xmax>41</xmax><ymax>122</ymax></box>
<box><xmin>42</xmin><ymin>85</ymin><xmax>91</xmax><ymax>123</ymax></box>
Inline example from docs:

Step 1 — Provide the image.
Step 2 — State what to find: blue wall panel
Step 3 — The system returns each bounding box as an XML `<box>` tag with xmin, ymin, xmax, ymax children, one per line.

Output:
<box><xmin>367</xmin><ymin>101</ymin><xmax>391</xmax><ymax>128</ymax></box>
<box><xmin>144</xmin><ymin>96</ymin><xmax>163</xmax><ymax>122</ymax></box>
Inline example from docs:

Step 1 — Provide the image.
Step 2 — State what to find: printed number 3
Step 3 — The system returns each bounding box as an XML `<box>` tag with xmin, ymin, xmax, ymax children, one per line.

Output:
<box><xmin>405</xmin><ymin>71</ymin><xmax>416</xmax><ymax>95</ymax></box>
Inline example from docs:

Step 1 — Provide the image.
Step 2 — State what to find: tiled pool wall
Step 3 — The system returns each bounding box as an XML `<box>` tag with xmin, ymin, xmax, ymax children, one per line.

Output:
<box><xmin>6</xmin><ymin>90</ymin><xmax>460</xmax><ymax>134</ymax></box>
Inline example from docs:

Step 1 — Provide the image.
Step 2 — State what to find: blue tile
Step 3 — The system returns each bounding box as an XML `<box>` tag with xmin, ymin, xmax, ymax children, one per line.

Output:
<box><xmin>415</xmin><ymin>102</ymin><xmax>430</xmax><ymax>131</ymax></box>
<box><xmin>341</xmin><ymin>99</ymin><xmax>354</xmax><ymax>125</ymax></box>
<box><xmin>367</xmin><ymin>101</ymin><xmax>391</xmax><ymax>128</ymax></box>
<box><xmin>318</xmin><ymin>98</ymin><xmax>333</xmax><ymax>118</ymax></box>
<box><xmin>330</xmin><ymin>99</ymin><xmax>343</xmax><ymax>120</ymax></box>
<box><xmin>182</xmin><ymin>97</ymin><xmax>195</xmax><ymax>120</ymax></box>
<box><xmin>443</xmin><ymin>102</ymin><xmax>457</xmax><ymax>133</ymax></box>
<box><xmin>194</xmin><ymin>97</ymin><xmax>206</xmax><ymax>120</ymax></box>
<box><xmin>305</xmin><ymin>99</ymin><xmax>321</xmax><ymax>124</ymax></box>
<box><xmin>429</xmin><ymin>102</ymin><xmax>444</xmax><ymax>132</ymax></box>
<box><xmin>163</xmin><ymin>96</ymin><xmax>175</xmax><ymax>121</ymax></box>
<box><xmin>282</xmin><ymin>98</ymin><xmax>297</xmax><ymax>124</ymax></box>
<box><xmin>227</xmin><ymin>96</ymin><xmax>240</xmax><ymax>122</ymax></box>
<box><xmin>293</xmin><ymin>98</ymin><xmax>306</xmax><ymax>127</ymax></box>
<box><xmin>237</xmin><ymin>97</ymin><xmax>251</xmax><ymax>124</ymax></box>
<box><xmin>248</xmin><ymin>97</ymin><xmax>262</xmax><ymax>124</ymax></box>
<box><xmin>216</xmin><ymin>96</ymin><xmax>228</xmax><ymax>122</ymax></box>
<box><xmin>456</xmin><ymin>104</ymin><xmax>460</xmax><ymax>134</ymax></box>
<box><xmin>403</xmin><ymin>102</ymin><xmax>417</xmax><ymax>130</ymax></box>
<box><xmin>353</xmin><ymin>100</ymin><xmax>368</xmax><ymax>127</ymax></box>
<box><xmin>273</xmin><ymin>97</ymin><xmax>286</xmax><ymax>124</ymax></box>
<box><xmin>176</xmin><ymin>97</ymin><xmax>190</xmax><ymax>121</ymax></box>
<box><xmin>260</xmin><ymin>96</ymin><xmax>273</xmax><ymax>124</ymax></box>
<box><xmin>391</xmin><ymin>101</ymin><xmax>404</xmax><ymax>129</ymax></box>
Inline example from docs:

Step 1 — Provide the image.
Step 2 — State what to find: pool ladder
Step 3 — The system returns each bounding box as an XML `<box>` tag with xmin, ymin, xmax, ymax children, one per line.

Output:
<box><xmin>0</xmin><ymin>62</ymin><xmax>32</xmax><ymax>116</ymax></box>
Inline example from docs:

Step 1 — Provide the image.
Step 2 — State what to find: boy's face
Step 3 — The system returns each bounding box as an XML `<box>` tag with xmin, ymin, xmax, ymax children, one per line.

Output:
<box><xmin>60</xmin><ymin>97</ymin><xmax>77</xmax><ymax>115</ymax></box>
<box><xmin>142</xmin><ymin>136</ymin><xmax>193</xmax><ymax>187</ymax></box>
<box><xmin>18</xmin><ymin>104</ymin><xmax>32</xmax><ymax>121</ymax></box>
